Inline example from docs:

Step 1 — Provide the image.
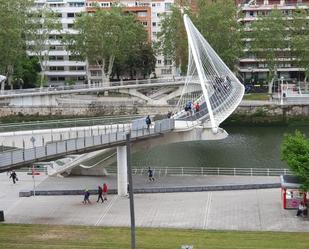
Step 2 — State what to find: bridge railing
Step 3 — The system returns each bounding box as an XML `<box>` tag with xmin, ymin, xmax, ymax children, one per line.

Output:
<box><xmin>0</xmin><ymin>118</ymin><xmax>175</xmax><ymax>169</ymax></box>
<box><xmin>0</xmin><ymin>76</ymin><xmax>186</xmax><ymax>96</ymax></box>
<box><xmin>107</xmin><ymin>167</ymin><xmax>292</xmax><ymax>177</ymax></box>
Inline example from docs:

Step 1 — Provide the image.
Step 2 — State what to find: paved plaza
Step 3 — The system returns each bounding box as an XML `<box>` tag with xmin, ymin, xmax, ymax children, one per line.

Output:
<box><xmin>1</xmin><ymin>172</ymin><xmax>309</xmax><ymax>232</ymax></box>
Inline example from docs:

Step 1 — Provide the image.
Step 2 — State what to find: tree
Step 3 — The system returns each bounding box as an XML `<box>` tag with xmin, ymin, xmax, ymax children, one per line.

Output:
<box><xmin>195</xmin><ymin>0</ymin><xmax>242</xmax><ymax>72</ymax></box>
<box><xmin>13</xmin><ymin>55</ymin><xmax>40</xmax><ymax>89</ymax></box>
<box><xmin>25</xmin><ymin>4</ymin><xmax>61</xmax><ymax>87</ymax></box>
<box><xmin>0</xmin><ymin>0</ymin><xmax>33</xmax><ymax>90</ymax></box>
<box><xmin>112</xmin><ymin>43</ymin><xmax>156</xmax><ymax>80</ymax></box>
<box><xmin>156</xmin><ymin>5</ymin><xmax>190</xmax><ymax>75</ymax></box>
<box><xmin>65</xmin><ymin>7</ymin><xmax>149</xmax><ymax>86</ymax></box>
<box><xmin>250</xmin><ymin>9</ymin><xmax>288</xmax><ymax>94</ymax></box>
<box><xmin>281</xmin><ymin>130</ymin><xmax>309</xmax><ymax>191</ymax></box>
<box><xmin>290</xmin><ymin>8</ymin><xmax>309</xmax><ymax>84</ymax></box>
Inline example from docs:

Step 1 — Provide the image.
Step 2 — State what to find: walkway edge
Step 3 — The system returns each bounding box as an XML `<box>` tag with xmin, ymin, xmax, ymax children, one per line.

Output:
<box><xmin>19</xmin><ymin>183</ymin><xmax>281</xmax><ymax>197</ymax></box>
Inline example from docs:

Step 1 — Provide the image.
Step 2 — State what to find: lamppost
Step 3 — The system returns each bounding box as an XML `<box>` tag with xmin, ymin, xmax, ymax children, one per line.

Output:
<box><xmin>280</xmin><ymin>76</ymin><xmax>284</xmax><ymax>105</ymax></box>
<box><xmin>126</xmin><ymin>132</ymin><xmax>136</xmax><ymax>249</ymax></box>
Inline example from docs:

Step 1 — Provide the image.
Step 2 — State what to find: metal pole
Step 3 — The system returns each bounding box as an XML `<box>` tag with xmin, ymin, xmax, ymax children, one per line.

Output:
<box><xmin>126</xmin><ymin>132</ymin><xmax>136</xmax><ymax>249</ymax></box>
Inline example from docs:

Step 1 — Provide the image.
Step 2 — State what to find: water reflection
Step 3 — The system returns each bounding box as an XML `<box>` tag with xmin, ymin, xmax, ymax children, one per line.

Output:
<box><xmin>131</xmin><ymin>124</ymin><xmax>309</xmax><ymax>168</ymax></box>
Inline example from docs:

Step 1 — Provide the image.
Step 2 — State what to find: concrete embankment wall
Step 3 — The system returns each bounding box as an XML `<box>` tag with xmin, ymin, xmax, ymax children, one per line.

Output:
<box><xmin>1</xmin><ymin>103</ymin><xmax>309</xmax><ymax>123</ymax></box>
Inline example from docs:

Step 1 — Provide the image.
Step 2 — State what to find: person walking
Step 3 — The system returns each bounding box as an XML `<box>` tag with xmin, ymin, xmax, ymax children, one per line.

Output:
<box><xmin>97</xmin><ymin>185</ymin><xmax>104</xmax><ymax>203</ymax></box>
<box><xmin>103</xmin><ymin>183</ymin><xmax>108</xmax><ymax>201</ymax></box>
<box><xmin>148</xmin><ymin>167</ymin><xmax>155</xmax><ymax>181</ymax></box>
<box><xmin>9</xmin><ymin>171</ymin><xmax>18</xmax><ymax>184</ymax></box>
<box><xmin>83</xmin><ymin>189</ymin><xmax>91</xmax><ymax>204</ymax></box>
<box><xmin>146</xmin><ymin>115</ymin><xmax>151</xmax><ymax>129</ymax></box>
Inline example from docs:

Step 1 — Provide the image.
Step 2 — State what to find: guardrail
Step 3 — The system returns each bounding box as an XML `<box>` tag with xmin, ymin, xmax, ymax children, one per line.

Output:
<box><xmin>0</xmin><ymin>114</ymin><xmax>143</xmax><ymax>133</ymax></box>
<box><xmin>0</xmin><ymin>119</ymin><xmax>175</xmax><ymax>170</ymax></box>
<box><xmin>107</xmin><ymin>167</ymin><xmax>292</xmax><ymax>177</ymax></box>
<box><xmin>0</xmin><ymin>76</ymin><xmax>186</xmax><ymax>96</ymax></box>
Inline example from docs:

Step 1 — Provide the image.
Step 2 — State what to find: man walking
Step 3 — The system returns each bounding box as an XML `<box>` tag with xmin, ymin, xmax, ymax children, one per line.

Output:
<box><xmin>148</xmin><ymin>167</ymin><xmax>155</xmax><ymax>181</ymax></box>
<box><xmin>97</xmin><ymin>185</ymin><xmax>104</xmax><ymax>203</ymax></box>
<box><xmin>146</xmin><ymin>115</ymin><xmax>151</xmax><ymax>129</ymax></box>
<box><xmin>83</xmin><ymin>189</ymin><xmax>91</xmax><ymax>204</ymax></box>
<box><xmin>9</xmin><ymin>171</ymin><xmax>18</xmax><ymax>184</ymax></box>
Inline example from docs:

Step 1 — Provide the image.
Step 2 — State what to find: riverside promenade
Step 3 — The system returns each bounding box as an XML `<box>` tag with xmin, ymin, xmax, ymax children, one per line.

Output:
<box><xmin>1</xmin><ymin>172</ymin><xmax>309</xmax><ymax>232</ymax></box>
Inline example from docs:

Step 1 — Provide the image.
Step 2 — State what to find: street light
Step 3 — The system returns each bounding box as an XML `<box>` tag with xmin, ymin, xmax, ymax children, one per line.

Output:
<box><xmin>126</xmin><ymin>132</ymin><xmax>136</xmax><ymax>249</ymax></box>
<box><xmin>280</xmin><ymin>76</ymin><xmax>284</xmax><ymax>105</ymax></box>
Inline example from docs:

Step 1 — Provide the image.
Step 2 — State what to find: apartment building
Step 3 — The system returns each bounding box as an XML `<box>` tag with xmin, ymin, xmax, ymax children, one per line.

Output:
<box><xmin>237</xmin><ymin>0</ymin><xmax>309</xmax><ymax>84</ymax></box>
<box><xmin>33</xmin><ymin>0</ymin><xmax>87</xmax><ymax>86</ymax></box>
<box><xmin>86</xmin><ymin>0</ymin><xmax>176</xmax><ymax>83</ymax></box>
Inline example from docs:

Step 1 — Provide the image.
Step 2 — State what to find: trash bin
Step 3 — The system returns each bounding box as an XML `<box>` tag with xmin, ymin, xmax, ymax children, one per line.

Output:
<box><xmin>0</xmin><ymin>210</ymin><xmax>4</xmax><ymax>222</ymax></box>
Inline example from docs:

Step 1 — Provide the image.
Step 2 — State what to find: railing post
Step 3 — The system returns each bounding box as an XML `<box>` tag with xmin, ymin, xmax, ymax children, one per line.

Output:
<box><xmin>217</xmin><ymin>168</ymin><xmax>219</xmax><ymax>175</ymax></box>
<box><xmin>182</xmin><ymin>167</ymin><xmax>184</xmax><ymax>176</ymax></box>
<box><xmin>284</xmin><ymin>169</ymin><xmax>287</xmax><ymax>175</ymax></box>
<box><xmin>101</xmin><ymin>134</ymin><xmax>103</xmax><ymax>144</ymax></box>
<box><xmin>65</xmin><ymin>140</ymin><xmax>68</xmax><ymax>153</ymax></box>
<box><xmin>165</xmin><ymin>167</ymin><xmax>167</xmax><ymax>176</ymax></box>
<box><xmin>267</xmin><ymin>168</ymin><xmax>270</xmax><ymax>176</ymax></box>
<box><xmin>234</xmin><ymin>168</ymin><xmax>236</xmax><ymax>176</ymax></box>
<box><xmin>201</xmin><ymin>167</ymin><xmax>203</xmax><ymax>176</ymax></box>
<box><xmin>250</xmin><ymin>168</ymin><xmax>253</xmax><ymax>176</ymax></box>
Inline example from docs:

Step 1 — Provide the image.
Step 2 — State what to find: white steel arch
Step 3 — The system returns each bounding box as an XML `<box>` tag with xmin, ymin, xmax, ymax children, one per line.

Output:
<box><xmin>173</xmin><ymin>14</ymin><xmax>244</xmax><ymax>131</ymax></box>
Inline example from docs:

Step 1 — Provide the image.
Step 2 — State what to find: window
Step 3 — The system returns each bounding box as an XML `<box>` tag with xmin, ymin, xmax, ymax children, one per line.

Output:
<box><xmin>142</xmin><ymin>22</ymin><xmax>148</xmax><ymax>27</ymax></box>
<box><xmin>67</xmin><ymin>13</ymin><xmax>75</xmax><ymax>18</ymax></box>
<box><xmin>137</xmin><ymin>11</ymin><xmax>147</xmax><ymax>17</ymax></box>
<box><xmin>161</xmin><ymin>68</ymin><xmax>172</xmax><ymax>75</ymax></box>
<box><xmin>165</xmin><ymin>3</ymin><xmax>172</xmax><ymax>11</ymax></box>
<box><xmin>152</xmin><ymin>22</ymin><xmax>156</xmax><ymax>27</ymax></box>
<box><xmin>157</xmin><ymin>60</ymin><xmax>162</xmax><ymax>64</ymax></box>
<box><xmin>68</xmin><ymin>23</ymin><xmax>74</xmax><ymax>28</ymax></box>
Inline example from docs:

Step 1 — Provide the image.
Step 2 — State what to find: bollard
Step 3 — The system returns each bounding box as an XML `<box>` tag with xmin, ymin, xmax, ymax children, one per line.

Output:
<box><xmin>0</xmin><ymin>210</ymin><xmax>4</xmax><ymax>222</ymax></box>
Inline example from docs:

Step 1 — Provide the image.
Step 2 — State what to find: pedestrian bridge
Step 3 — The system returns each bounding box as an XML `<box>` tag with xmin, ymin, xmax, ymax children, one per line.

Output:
<box><xmin>0</xmin><ymin>15</ymin><xmax>244</xmax><ymax>196</ymax></box>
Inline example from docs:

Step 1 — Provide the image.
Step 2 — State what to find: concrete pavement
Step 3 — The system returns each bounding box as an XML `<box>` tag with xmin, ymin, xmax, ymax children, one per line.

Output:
<box><xmin>1</xmin><ymin>172</ymin><xmax>309</xmax><ymax>232</ymax></box>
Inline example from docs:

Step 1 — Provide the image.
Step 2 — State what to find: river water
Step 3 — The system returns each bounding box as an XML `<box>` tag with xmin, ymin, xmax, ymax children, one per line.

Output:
<box><xmin>131</xmin><ymin>123</ymin><xmax>309</xmax><ymax>169</ymax></box>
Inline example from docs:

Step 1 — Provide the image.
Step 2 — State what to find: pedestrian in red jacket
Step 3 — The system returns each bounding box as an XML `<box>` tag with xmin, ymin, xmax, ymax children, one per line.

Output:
<box><xmin>103</xmin><ymin>183</ymin><xmax>108</xmax><ymax>201</ymax></box>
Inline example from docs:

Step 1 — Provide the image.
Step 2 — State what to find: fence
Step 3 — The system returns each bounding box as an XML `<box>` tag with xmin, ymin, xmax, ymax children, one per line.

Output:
<box><xmin>0</xmin><ymin>119</ymin><xmax>175</xmax><ymax>169</ymax></box>
<box><xmin>107</xmin><ymin>167</ymin><xmax>292</xmax><ymax>177</ymax></box>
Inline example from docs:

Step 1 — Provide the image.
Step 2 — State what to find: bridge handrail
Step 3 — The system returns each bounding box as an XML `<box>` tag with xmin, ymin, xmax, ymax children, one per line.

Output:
<box><xmin>0</xmin><ymin>118</ymin><xmax>175</xmax><ymax>170</ymax></box>
<box><xmin>0</xmin><ymin>76</ymin><xmax>186</xmax><ymax>96</ymax></box>
<box><xmin>0</xmin><ymin>114</ymin><xmax>143</xmax><ymax>133</ymax></box>
<box><xmin>107</xmin><ymin>166</ymin><xmax>292</xmax><ymax>177</ymax></box>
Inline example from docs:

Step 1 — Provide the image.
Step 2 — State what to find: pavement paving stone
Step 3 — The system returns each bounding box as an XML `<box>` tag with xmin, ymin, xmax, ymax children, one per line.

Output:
<box><xmin>1</xmin><ymin>173</ymin><xmax>309</xmax><ymax>232</ymax></box>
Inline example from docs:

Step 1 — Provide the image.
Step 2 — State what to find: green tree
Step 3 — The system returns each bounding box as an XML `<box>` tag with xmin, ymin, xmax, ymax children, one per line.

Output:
<box><xmin>65</xmin><ymin>7</ymin><xmax>148</xmax><ymax>85</ymax></box>
<box><xmin>13</xmin><ymin>55</ymin><xmax>40</xmax><ymax>89</ymax></box>
<box><xmin>281</xmin><ymin>130</ymin><xmax>309</xmax><ymax>191</ymax></box>
<box><xmin>195</xmin><ymin>0</ymin><xmax>242</xmax><ymax>71</ymax></box>
<box><xmin>0</xmin><ymin>0</ymin><xmax>33</xmax><ymax>90</ymax></box>
<box><xmin>250</xmin><ymin>9</ymin><xmax>288</xmax><ymax>94</ymax></box>
<box><xmin>25</xmin><ymin>3</ymin><xmax>61</xmax><ymax>87</ymax></box>
<box><xmin>290</xmin><ymin>8</ymin><xmax>309</xmax><ymax>84</ymax></box>
<box><xmin>156</xmin><ymin>5</ymin><xmax>190</xmax><ymax>75</ymax></box>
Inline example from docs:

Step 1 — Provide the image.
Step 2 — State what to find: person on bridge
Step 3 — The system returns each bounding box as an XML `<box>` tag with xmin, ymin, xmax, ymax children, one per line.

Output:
<box><xmin>9</xmin><ymin>171</ymin><xmax>18</xmax><ymax>184</ymax></box>
<box><xmin>146</xmin><ymin>115</ymin><xmax>151</xmax><ymax>129</ymax></box>
<box><xmin>97</xmin><ymin>185</ymin><xmax>104</xmax><ymax>203</ymax></box>
<box><xmin>148</xmin><ymin>167</ymin><xmax>155</xmax><ymax>181</ymax></box>
<box><xmin>103</xmin><ymin>183</ymin><xmax>108</xmax><ymax>201</ymax></box>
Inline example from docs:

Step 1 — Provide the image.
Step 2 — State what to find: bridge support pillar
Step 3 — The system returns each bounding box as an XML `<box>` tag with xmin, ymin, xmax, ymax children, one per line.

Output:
<box><xmin>117</xmin><ymin>146</ymin><xmax>128</xmax><ymax>196</ymax></box>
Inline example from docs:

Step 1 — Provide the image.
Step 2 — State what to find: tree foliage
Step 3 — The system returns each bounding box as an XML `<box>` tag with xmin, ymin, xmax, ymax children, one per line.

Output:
<box><xmin>156</xmin><ymin>5</ymin><xmax>189</xmax><ymax>74</ymax></box>
<box><xmin>195</xmin><ymin>0</ymin><xmax>242</xmax><ymax>71</ymax></box>
<box><xmin>281</xmin><ymin>130</ymin><xmax>309</xmax><ymax>191</ymax></box>
<box><xmin>65</xmin><ymin>7</ymin><xmax>151</xmax><ymax>84</ymax></box>
<box><xmin>25</xmin><ymin>4</ymin><xmax>61</xmax><ymax>87</ymax></box>
<box><xmin>290</xmin><ymin>8</ymin><xmax>309</xmax><ymax>82</ymax></box>
<box><xmin>156</xmin><ymin>0</ymin><xmax>241</xmax><ymax>74</ymax></box>
<box><xmin>0</xmin><ymin>0</ymin><xmax>33</xmax><ymax>90</ymax></box>
<box><xmin>249</xmin><ymin>9</ymin><xmax>288</xmax><ymax>93</ymax></box>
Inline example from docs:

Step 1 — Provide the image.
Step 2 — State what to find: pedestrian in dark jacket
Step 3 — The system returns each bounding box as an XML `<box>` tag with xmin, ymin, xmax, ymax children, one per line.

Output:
<box><xmin>148</xmin><ymin>167</ymin><xmax>155</xmax><ymax>181</ymax></box>
<box><xmin>97</xmin><ymin>185</ymin><xmax>104</xmax><ymax>203</ymax></box>
<box><xmin>9</xmin><ymin>171</ymin><xmax>18</xmax><ymax>184</ymax></box>
<box><xmin>83</xmin><ymin>189</ymin><xmax>91</xmax><ymax>204</ymax></box>
<box><xmin>146</xmin><ymin>115</ymin><xmax>151</xmax><ymax>129</ymax></box>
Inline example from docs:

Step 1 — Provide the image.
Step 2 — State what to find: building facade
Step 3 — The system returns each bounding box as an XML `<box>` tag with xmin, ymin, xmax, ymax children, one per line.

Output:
<box><xmin>237</xmin><ymin>0</ymin><xmax>309</xmax><ymax>85</ymax></box>
<box><xmin>33</xmin><ymin>0</ymin><xmax>87</xmax><ymax>86</ymax></box>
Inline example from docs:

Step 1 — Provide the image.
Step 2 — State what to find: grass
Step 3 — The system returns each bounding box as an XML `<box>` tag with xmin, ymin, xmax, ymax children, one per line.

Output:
<box><xmin>243</xmin><ymin>93</ymin><xmax>270</xmax><ymax>101</ymax></box>
<box><xmin>0</xmin><ymin>224</ymin><xmax>309</xmax><ymax>249</ymax></box>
